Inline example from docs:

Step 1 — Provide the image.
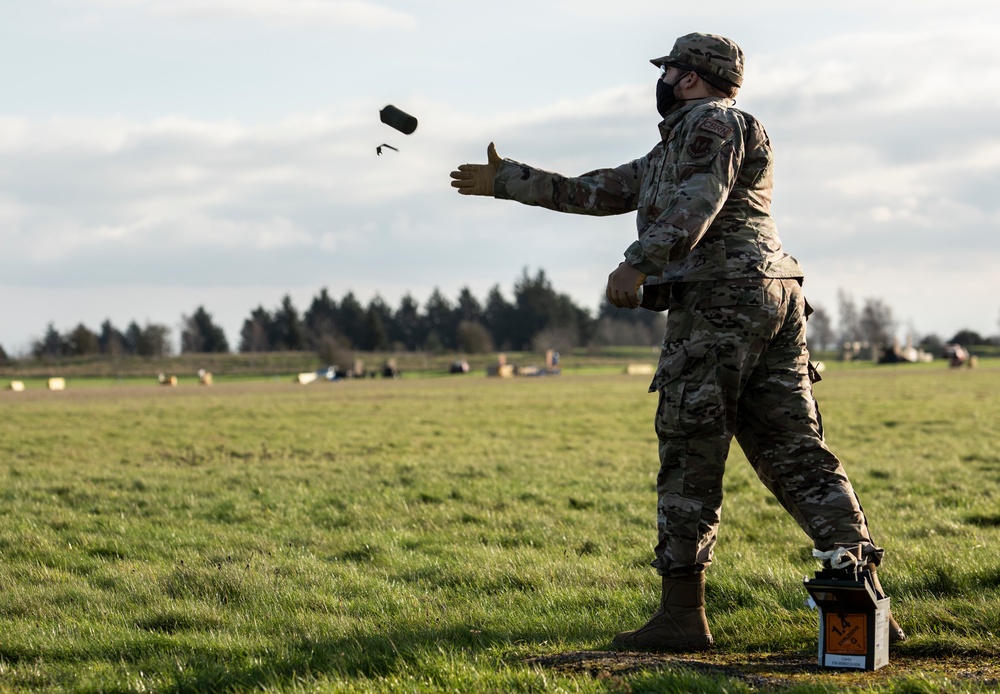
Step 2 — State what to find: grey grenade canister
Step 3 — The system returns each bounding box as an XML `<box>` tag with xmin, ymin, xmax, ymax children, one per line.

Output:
<box><xmin>380</xmin><ymin>105</ymin><xmax>418</xmax><ymax>135</ymax></box>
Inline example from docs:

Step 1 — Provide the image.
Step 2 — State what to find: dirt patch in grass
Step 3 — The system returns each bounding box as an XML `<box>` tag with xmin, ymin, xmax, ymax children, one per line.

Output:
<box><xmin>524</xmin><ymin>650</ymin><xmax>1000</xmax><ymax>691</ymax></box>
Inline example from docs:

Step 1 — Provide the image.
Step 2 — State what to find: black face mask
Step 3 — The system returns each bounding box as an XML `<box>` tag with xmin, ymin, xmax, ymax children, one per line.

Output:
<box><xmin>656</xmin><ymin>71</ymin><xmax>688</xmax><ymax>118</ymax></box>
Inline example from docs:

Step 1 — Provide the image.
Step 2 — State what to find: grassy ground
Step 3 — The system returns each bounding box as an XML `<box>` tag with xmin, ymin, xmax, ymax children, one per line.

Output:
<box><xmin>0</xmin><ymin>361</ymin><xmax>998</xmax><ymax>692</ymax></box>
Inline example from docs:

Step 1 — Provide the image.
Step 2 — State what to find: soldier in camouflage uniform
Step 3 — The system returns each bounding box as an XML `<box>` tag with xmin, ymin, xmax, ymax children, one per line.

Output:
<box><xmin>450</xmin><ymin>32</ymin><xmax>904</xmax><ymax>652</ymax></box>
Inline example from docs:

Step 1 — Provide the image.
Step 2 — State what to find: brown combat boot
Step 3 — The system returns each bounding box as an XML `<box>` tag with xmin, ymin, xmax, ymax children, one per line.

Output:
<box><xmin>612</xmin><ymin>573</ymin><xmax>714</xmax><ymax>652</ymax></box>
<box><xmin>866</xmin><ymin>563</ymin><xmax>907</xmax><ymax>643</ymax></box>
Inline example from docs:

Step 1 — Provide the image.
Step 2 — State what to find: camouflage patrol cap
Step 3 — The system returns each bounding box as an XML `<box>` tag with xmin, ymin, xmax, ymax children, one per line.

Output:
<box><xmin>650</xmin><ymin>33</ymin><xmax>744</xmax><ymax>88</ymax></box>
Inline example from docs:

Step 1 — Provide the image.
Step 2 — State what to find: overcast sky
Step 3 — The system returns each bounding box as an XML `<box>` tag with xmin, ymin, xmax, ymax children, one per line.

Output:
<box><xmin>1</xmin><ymin>0</ymin><xmax>998</xmax><ymax>354</ymax></box>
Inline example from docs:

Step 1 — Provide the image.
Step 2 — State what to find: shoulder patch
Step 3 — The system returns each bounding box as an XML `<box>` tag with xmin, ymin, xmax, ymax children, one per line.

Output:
<box><xmin>687</xmin><ymin>135</ymin><xmax>714</xmax><ymax>158</ymax></box>
<box><xmin>699</xmin><ymin>118</ymin><xmax>734</xmax><ymax>139</ymax></box>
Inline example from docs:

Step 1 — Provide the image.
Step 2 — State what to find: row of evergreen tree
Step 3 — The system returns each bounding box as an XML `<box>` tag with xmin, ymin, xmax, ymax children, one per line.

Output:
<box><xmin>22</xmin><ymin>269</ymin><xmax>666</xmax><ymax>360</ymax></box>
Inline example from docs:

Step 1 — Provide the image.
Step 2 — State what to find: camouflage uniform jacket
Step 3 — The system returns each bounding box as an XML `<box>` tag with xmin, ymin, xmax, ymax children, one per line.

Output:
<box><xmin>494</xmin><ymin>97</ymin><xmax>804</xmax><ymax>283</ymax></box>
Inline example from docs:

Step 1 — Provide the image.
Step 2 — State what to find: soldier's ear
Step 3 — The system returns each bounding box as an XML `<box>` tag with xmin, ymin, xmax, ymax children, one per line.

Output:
<box><xmin>674</xmin><ymin>71</ymin><xmax>696</xmax><ymax>94</ymax></box>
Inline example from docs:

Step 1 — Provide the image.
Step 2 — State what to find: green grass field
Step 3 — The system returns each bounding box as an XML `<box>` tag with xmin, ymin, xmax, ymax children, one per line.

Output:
<box><xmin>1</xmin><ymin>361</ymin><xmax>999</xmax><ymax>692</ymax></box>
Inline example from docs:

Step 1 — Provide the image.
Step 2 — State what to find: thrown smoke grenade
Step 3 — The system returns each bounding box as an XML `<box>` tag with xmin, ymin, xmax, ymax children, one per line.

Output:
<box><xmin>380</xmin><ymin>105</ymin><xmax>418</xmax><ymax>135</ymax></box>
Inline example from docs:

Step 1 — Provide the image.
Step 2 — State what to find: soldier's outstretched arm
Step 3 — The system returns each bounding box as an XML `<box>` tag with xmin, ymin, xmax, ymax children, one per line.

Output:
<box><xmin>451</xmin><ymin>143</ymin><xmax>648</xmax><ymax>217</ymax></box>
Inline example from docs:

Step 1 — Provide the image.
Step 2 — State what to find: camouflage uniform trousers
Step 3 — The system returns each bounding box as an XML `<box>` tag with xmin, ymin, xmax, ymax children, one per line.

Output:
<box><xmin>650</xmin><ymin>277</ymin><xmax>883</xmax><ymax>576</ymax></box>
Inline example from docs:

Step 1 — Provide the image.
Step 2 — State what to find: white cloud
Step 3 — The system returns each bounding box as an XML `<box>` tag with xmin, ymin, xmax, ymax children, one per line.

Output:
<box><xmin>1</xmin><ymin>74</ymin><xmax>997</xmax><ymax>280</ymax></box>
<box><xmin>751</xmin><ymin>25</ymin><xmax>1000</xmax><ymax>114</ymax></box>
<box><xmin>85</xmin><ymin>0</ymin><xmax>415</xmax><ymax>28</ymax></box>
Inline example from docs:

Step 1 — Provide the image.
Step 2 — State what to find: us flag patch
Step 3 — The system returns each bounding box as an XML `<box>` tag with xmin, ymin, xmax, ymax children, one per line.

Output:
<box><xmin>699</xmin><ymin>118</ymin><xmax>733</xmax><ymax>138</ymax></box>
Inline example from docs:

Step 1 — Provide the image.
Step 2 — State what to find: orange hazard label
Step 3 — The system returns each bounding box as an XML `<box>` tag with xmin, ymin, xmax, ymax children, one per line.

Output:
<box><xmin>826</xmin><ymin>613</ymin><xmax>867</xmax><ymax>655</ymax></box>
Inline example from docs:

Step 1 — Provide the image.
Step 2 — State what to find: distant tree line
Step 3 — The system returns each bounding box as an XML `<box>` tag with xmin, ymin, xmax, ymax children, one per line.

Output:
<box><xmin>238</xmin><ymin>268</ymin><xmax>664</xmax><ymax>356</ymax></box>
<box><xmin>30</xmin><ymin>320</ymin><xmax>176</xmax><ymax>359</ymax></box>
<box><xmin>17</xmin><ymin>268</ymin><xmax>667</xmax><ymax>360</ymax></box>
<box><xmin>806</xmin><ymin>291</ymin><xmax>1000</xmax><ymax>354</ymax></box>
<box><xmin>14</xmin><ymin>276</ymin><xmax>1000</xmax><ymax>363</ymax></box>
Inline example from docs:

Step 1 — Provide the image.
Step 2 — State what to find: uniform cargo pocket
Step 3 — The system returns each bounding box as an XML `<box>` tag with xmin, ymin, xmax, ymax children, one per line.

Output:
<box><xmin>653</xmin><ymin>341</ymin><xmax>725</xmax><ymax>438</ymax></box>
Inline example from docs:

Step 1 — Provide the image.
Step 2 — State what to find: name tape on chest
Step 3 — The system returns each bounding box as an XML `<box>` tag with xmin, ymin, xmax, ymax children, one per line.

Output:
<box><xmin>699</xmin><ymin>118</ymin><xmax>734</xmax><ymax>139</ymax></box>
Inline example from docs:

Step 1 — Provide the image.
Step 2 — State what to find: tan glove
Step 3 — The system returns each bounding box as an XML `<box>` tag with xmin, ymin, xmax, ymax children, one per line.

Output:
<box><xmin>607</xmin><ymin>262</ymin><xmax>647</xmax><ymax>309</ymax></box>
<box><xmin>450</xmin><ymin>143</ymin><xmax>502</xmax><ymax>196</ymax></box>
